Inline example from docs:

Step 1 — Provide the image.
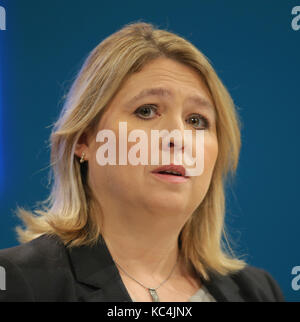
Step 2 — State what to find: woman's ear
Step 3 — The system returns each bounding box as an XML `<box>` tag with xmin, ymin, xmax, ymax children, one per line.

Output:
<box><xmin>74</xmin><ymin>132</ymin><xmax>90</xmax><ymax>161</ymax></box>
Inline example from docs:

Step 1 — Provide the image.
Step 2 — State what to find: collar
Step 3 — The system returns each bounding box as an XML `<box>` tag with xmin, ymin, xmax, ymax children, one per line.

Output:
<box><xmin>67</xmin><ymin>235</ymin><xmax>243</xmax><ymax>302</ymax></box>
<box><xmin>67</xmin><ymin>235</ymin><xmax>132</xmax><ymax>302</ymax></box>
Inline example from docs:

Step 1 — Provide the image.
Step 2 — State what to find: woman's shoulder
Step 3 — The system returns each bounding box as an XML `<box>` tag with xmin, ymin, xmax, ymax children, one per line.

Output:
<box><xmin>204</xmin><ymin>265</ymin><xmax>285</xmax><ymax>302</ymax></box>
<box><xmin>232</xmin><ymin>265</ymin><xmax>279</xmax><ymax>284</ymax></box>
<box><xmin>0</xmin><ymin>234</ymin><xmax>72</xmax><ymax>301</ymax></box>
<box><xmin>0</xmin><ymin>234</ymin><xmax>67</xmax><ymax>266</ymax></box>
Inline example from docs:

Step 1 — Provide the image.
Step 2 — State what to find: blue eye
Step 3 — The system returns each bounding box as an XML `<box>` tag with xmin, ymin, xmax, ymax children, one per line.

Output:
<box><xmin>186</xmin><ymin>114</ymin><xmax>210</xmax><ymax>130</ymax></box>
<box><xmin>134</xmin><ymin>104</ymin><xmax>158</xmax><ymax>120</ymax></box>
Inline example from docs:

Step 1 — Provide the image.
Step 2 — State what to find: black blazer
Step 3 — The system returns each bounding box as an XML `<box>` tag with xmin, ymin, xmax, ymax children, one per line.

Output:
<box><xmin>0</xmin><ymin>234</ymin><xmax>284</xmax><ymax>302</ymax></box>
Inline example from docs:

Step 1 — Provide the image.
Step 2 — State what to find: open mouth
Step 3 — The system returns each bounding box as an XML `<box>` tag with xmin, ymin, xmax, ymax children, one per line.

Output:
<box><xmin>157</xmin><ymin>170</ymin><xmax>183</xmax><ymax>176</ymax></box>
<box><xmin>151</xmin><ymin>164</ymin><xmax>189</xmax><ymax>179</ymax></box>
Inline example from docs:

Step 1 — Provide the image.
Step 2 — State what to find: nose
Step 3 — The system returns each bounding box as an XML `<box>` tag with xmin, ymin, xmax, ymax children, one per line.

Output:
<box><xmin>168</xmin><ymin>141</ymin><xmax>174</xmax><ymax>148</ymax></box>
<box><xmin>159</xmin><ymin>114</ymin><xmax>186</xmax><ymax>154</ymax></box>
<box><xmin>165</xmin><ymin>136</ymin><xmax>183</xmax><ymax>151</ymax></box>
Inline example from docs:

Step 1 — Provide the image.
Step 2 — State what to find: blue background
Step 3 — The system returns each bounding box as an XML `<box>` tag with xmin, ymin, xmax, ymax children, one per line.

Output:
<box><xmin>0</xmin><ymin>0</ymin><xmax>299</xmax><ymax>301</ymax></box>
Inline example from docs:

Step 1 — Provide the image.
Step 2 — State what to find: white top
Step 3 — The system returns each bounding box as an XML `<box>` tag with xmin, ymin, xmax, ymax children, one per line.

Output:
<box><xmin>132</xmin><ymin>286</ymin><xmax>216</xmax><ymax>302</ymax></box>
<box><xmin>188</xmin><ymin>285</ymin><xmax>216</xmax><ymax>302</ymax></box>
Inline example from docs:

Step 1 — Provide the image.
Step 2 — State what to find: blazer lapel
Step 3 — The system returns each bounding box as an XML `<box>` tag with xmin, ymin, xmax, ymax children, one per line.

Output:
<box><xmin>67</xmin><ymin>234</ymin><xmax>244</xmax><ymax>302</ymax></box>
<box><xmin>67</xmin><ymin>235</ymin><xmax>133</xmax><ymax>302</ymax></box>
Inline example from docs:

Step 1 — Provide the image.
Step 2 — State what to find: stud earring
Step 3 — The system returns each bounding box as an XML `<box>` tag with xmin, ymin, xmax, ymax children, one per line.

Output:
<box><xmin>80</xmin><ymin>152</ymin><xmax>86</xmax><ymax>164</ymax></box>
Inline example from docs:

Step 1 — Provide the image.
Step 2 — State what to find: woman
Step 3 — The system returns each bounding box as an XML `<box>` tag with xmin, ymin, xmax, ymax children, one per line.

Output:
<box><xmin>0</xmin><ymin>22</ymin><xmax>284</xmax><ymax>302</ymax></box>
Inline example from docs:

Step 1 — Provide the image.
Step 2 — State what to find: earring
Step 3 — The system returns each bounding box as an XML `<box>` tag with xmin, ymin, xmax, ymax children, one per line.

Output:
<box><xmin>80</xmin><ymin>152</ymin><xmax>86</xmax><ymax>164</ymax></box>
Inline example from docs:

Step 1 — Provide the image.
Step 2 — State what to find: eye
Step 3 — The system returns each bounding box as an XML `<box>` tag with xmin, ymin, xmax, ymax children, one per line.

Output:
<box><xmin>186</xmin><ymin>114</ymin><xmax>210</xmax><ymax>130</ymax></box>
<box><xmin>134</xmin><ymin>104</ymin><xmax>159</xmax><ymax>120</ymax></box>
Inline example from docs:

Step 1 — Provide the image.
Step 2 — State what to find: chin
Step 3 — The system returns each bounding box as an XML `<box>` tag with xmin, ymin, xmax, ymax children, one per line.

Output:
<box><xmin>145</xmin><ymin>197</ymin><xmax>187</xmax><ymax>214</ymax></box>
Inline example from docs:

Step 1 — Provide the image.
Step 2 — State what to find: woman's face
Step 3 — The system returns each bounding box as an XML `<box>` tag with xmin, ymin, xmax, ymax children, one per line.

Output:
<box><xmin>80</xmin><ymin>57</ymin><xmax>218</xmax><ymax>219</ymax></box>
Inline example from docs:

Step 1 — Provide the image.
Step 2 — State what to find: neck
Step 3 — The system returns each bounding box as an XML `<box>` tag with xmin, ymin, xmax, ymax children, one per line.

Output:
<box><xmin>100</xmin><ymin>202</ymin><xmax>190</xmax><ymax>282</ymax></box>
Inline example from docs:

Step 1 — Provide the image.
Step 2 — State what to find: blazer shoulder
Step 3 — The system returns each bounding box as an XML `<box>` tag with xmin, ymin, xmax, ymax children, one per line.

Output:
<box><xmin>0</xmin><ymin>235</ymin><xmax>71</xmax><ymax>302</ymax></box>
<box><xmin>0</xmin><ymin>234</ymin><xmax>67</xmax><ymax>267</ymax></box>
<box><xmin>231</xmin><ymin>265</ymin><xmax>285</xmax><ymax>302</ymax></box>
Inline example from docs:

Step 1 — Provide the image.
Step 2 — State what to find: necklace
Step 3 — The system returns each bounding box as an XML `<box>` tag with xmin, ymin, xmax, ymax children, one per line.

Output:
<box><xmin>113</xmin><ymin>255</ymin><xmax>179</xmax><ymax>302</ymax></box>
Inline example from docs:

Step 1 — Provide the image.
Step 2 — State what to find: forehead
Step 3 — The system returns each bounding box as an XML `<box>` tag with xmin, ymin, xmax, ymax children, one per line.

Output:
<box><xmin>122</xmin><ymin>57</ymin><xmax>211</xmax><ymax>94</ymax></box>
<box><xmin>112</xmin><ymin>58</ymin><xmax>215</xmax><ymax>115</ymax></box>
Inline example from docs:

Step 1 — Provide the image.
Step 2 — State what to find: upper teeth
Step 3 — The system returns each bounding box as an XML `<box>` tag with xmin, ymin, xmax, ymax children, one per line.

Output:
<box><xmin>163</xmin><ymin>170</ymin><xmax>181</xmax><ymax>175</ymax></box>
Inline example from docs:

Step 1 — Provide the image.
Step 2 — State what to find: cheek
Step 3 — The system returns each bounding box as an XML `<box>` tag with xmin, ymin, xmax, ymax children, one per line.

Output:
<box><xmin>89</xmin><ymin>118</ymin><xmax>144</xmax><ymax>182</ymax></box>
<box><xmin>192</xmin><ymin>136</ymin><xmax>218</xmax><ymax>194</ymax></box>
<box><xmin>88</xmin><ymin>160</ymin><xmax>141</xmax><ymax>203</ymax></box>
<box><xmin>204</xmin><ymin>136</ymin><xmax>218</xmax><ymax>174</ymax></box>
<box><xmin>88</xmin><ymin>140</ymin><xmax>145</xmax><ymax>200</ymax></box>
<box><xmin>87</xmin><ymin>112</ymin><xmax>148</xmax><ymax>198</ymax></box>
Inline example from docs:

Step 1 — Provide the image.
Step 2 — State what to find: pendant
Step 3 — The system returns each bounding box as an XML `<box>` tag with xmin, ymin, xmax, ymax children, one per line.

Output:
<box><xmin>148</xmin><ymin>288</ymin><xmax>160</xmax><ymax>302</ymax></box>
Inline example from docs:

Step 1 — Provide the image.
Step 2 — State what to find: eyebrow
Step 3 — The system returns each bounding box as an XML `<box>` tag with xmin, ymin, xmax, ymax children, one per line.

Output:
<box><xmin>125</xmin><ymin>87</ymin><xmax>215</xmax><ymax>116</ymax></box>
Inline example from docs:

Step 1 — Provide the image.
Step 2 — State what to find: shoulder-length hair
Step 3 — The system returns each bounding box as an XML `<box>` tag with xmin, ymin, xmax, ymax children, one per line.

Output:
<box><xmin>17</xmin><ymin>22</ymin><xmax>246</xmax><ymax>280</ymax></box>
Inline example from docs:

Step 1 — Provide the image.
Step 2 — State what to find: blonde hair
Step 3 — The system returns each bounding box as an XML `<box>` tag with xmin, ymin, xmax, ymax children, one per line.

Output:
<box><xmin>17</xmin><ymin>22</ymin><xmax>246</xmax><ymax>280</ymax></box>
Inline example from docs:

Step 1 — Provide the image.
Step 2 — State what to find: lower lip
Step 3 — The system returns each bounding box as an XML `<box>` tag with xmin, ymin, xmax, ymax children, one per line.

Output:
<box><xmin>151</xmin><ymin>173</ymin><xmax>190</xmax><ymax>183</ymax></box>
